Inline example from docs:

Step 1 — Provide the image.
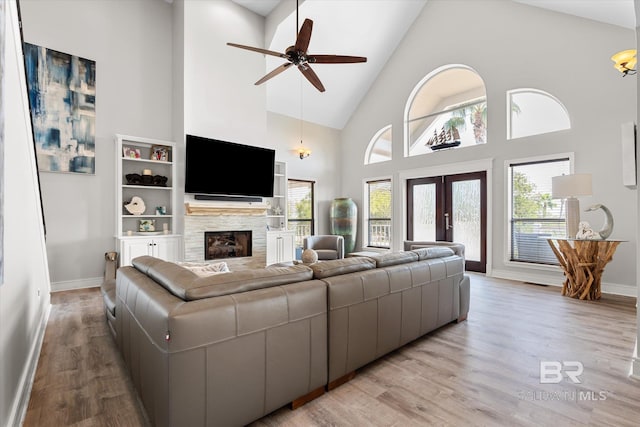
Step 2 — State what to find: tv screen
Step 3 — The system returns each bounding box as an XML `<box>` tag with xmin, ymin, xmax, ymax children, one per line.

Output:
<box><xmin>185</xmin><ymin>135</ymin><xmax>275</xmax><ymax>198</ymax></box>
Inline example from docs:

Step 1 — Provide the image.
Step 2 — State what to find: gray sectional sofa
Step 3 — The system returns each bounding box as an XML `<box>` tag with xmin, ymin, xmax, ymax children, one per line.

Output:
<box><xmin>111</xmin><ymin>246</ymin><xmax>470</xmax><ymax>426</ymax></box>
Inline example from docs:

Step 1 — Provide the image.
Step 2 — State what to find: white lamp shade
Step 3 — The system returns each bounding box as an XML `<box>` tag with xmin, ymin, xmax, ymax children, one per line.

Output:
<box><xmin>551</xmin><ymin>174</ymin><xmax>592</xmax><ymax>199</ymax></box>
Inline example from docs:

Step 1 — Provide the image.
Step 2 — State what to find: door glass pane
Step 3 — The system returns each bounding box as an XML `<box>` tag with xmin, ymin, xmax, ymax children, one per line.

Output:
<box><xmin>452</xmin><ymin>179</ymin><xmax>481</xmax><ymax>261</ymax></box>
<box><xmin>412</xmin><ymin>183</ymin><xmax>436</xmax><ymax>241</ymax></box>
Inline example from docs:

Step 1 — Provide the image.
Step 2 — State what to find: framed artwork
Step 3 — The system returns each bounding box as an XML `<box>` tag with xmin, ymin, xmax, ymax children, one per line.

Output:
<box><xmin>123</xmin><ymin>146</ymin><xmax>141</xmax><ymax>159</ymax></box>
<box><xmin>151</xmin><ymin>145</ymin><xmax>170</xmax><ymax>162</ymax></box>
<box><xmin>23</xmin><ymin>42</ymin><xmax>96</xmax><ymax>174</ymax></box>
<box><xmin>139</xmin><ymin>219</ymin><xmax>156</xmax><ymax>232</ymax></box>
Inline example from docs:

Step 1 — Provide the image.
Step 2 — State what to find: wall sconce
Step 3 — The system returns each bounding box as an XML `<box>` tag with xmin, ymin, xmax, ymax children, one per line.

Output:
<box><xmin>551</xmin><ymin>173</ymin><xmax>593</xmax><ymax>239</ymax></box>
<box><xmin>611</xmin><ymin>49</ymin><xmax>637</xmax><ymax>76</ymax></box>
<box><xmin>298</xmin><ymin>141</ymin><xmax>311</xmax><ymax>159</ymax></box>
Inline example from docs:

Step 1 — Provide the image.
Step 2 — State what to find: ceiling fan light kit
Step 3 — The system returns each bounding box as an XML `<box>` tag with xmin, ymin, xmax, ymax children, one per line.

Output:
<box><xmin>227</xmin><ymin>13</ymin><xmax>367</xmax><ymax>92</ymax></box>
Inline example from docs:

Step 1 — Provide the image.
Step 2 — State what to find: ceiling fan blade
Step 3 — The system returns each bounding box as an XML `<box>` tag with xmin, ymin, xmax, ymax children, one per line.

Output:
<box><xmin>309</xmin><ymin>55</ymin><xmax>367</xmax><ymax>64</ymax></box>
<box><xmin>255</xmin><ymin>62</ymin><xmax>293</xmax><ymax>85</ymax></box>
<box><xmin>294</xmin><ymin>19</ymin><xmax>313</xmax><ymax>53</ymax></box>
<box><xmin>227</xmin><ymin>42</ymin><xmax>287</xmax><ymax>59</ymax></box>
<box><xmin>298</xmin><ymin>64</ymin><xmax>325</xmax><ymax>92</ymax></box>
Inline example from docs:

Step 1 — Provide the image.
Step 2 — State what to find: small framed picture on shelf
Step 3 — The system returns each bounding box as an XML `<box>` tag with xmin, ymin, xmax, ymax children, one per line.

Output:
<box><xmin>123</xmin><ymin>146</ymin><xmax>141</xmax><ymax>159</ymax></box>
<box><xmin>139</xmin><ymin>219</ymin><xmax>156</xmax><ymax>232</ymax></box>
<box><xmin>150</xmin><ymin>145</ymin><xmax>170</xmax><ymax>162</ymax></box>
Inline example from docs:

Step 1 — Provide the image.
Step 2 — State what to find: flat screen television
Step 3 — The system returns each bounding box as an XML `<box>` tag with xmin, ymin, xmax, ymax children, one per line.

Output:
<box><xmin>185</xmin><ymin>134</ymin><xmax>275</xmax><ymax>198</ymax></box>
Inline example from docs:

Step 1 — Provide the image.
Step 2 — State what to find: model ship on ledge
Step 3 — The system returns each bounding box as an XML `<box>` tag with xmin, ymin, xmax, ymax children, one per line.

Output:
<box><xmin>427</xmin><ymin>126</ymin><xmax>462</xmax><ymax>150</ymax></box>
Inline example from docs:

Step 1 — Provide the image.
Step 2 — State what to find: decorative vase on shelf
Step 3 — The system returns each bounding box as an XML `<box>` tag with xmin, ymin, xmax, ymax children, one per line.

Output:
<box><xmin>330</xmin><ymin>197</ymin><xmax>357</xmax><ymax>254</ymax></box>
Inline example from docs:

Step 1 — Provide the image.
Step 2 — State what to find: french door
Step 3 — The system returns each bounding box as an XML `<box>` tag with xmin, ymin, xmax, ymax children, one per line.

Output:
<box><xmin>407</xmin><ymin>172</ymin><xmax>487</xmax><ymax>272</ymax></box>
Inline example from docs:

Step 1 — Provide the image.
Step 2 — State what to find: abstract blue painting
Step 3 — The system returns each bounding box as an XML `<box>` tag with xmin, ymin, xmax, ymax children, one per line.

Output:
<box><xmin>23</xmin><ymin>42</ymin><xmax>96</xmax><ymax>174</ymax></box>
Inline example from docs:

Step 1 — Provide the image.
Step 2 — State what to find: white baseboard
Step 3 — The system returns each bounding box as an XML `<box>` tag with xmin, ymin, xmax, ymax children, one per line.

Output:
<box><xmin>51</xmin><ymin>276</ymin><xmax>102</xmax><ymax>293</ymax></box>
<box><xmin>490</xmin><ymin>269</ymin><xmax>637</xmax><ymax>297</ymax></box>
<box><xmin>10</xmin><ymin>302</ymin><xmax>51</xmax><ymax>427</ymax></box>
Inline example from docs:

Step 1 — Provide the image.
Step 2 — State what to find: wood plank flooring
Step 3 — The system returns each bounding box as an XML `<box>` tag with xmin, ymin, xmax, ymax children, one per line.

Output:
<box><xmin>24</xmin><ymin>274</ymin><xmax>639</xmax><ymax>426</ymax></box>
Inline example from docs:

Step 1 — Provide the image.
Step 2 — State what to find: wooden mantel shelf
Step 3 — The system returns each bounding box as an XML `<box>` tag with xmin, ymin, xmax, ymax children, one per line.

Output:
<box><xmin>184</xmin><ymin>202</ymin><xmax>267</xmax><ymax>216</ymax></box>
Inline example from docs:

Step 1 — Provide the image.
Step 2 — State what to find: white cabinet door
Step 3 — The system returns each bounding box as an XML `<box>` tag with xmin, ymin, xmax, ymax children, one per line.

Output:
<box><xmin>121</xmin><ymin>239</ymin><xmax>153</xmax><ymax>266</ymax></box>
<box><xmin>154</xmin><ymin>237</ymin><xmax>181</xmax><ymax>263</ymax></box>
<box><xmin>266</xmin><ymin>232</ymin><xmax>280</xmax><ymax>266</ymax></box>
<box><xmin>119</xmin><ymin>236</ymin><xmax>182</xmax><ymax>266</ymax></box>
<box><xmin>280</xmin><ymin>231</ymin><xmax>295</xmax><ymax>263</ymax></box>
<box><xmin>266</xmin><ymin>231</ymin><xmax>295</xmax><ymax>265</ymax></box>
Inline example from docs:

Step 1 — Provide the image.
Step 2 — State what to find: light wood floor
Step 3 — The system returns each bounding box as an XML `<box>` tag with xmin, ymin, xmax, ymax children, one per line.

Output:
<box><xmin>24</xmin><ymin>274</ymin><xmax>639</xmax><ymax>426</ymax></box>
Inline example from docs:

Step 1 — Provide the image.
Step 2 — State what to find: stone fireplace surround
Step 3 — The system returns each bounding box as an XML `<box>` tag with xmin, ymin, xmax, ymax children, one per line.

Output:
<box><xmin>184</xmin><ymin>203</ymin><xmax>267</xmax><ymax>270</ymax></box>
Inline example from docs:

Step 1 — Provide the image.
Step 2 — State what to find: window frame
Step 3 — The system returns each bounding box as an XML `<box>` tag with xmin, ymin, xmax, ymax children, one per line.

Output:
<box><xmin>404</xmin><ymin>64</ymin><xmax>487</xmax><ymax>157</ymax></box>
<box><xmin>364</xmin><ymin>177</ymin><xmax>392</xmax><ymax>249</ymax></box>
<box><xmin>504</xmin><ymin>153</ymin><xmax>574</xmax><ymax>268</ymax></box>
<box><xmin>287</xmin><ymin>179</ymin><xmax>315</xmax><ymax>247</ymax></box>
<box><xmin>365</xmin><ymin>124</ymin><xmax>392</xmax><ymax>164</ymax></box>
<box><xmin>506</xmin><ymin>88</ymin><xmax>571</xmax><ymax>140</ymax></box>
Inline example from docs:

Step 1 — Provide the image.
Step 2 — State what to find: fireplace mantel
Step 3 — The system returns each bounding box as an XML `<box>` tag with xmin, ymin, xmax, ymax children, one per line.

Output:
<box><xmin>184</xmin><ymin>202</ymin><xmax>267</xmax><ymax>216</ymax></box>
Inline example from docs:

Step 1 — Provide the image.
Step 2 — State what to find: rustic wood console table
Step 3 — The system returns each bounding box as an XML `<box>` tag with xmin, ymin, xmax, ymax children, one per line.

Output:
<box><xmin>546</xmin><ymin>238</ymin><xmax>623</xmax><ymax>300</ymax></box>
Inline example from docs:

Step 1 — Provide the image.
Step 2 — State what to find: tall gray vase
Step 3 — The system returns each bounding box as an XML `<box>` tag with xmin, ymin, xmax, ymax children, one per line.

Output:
<box><xmin>330</xmin><ymin>198</ymin><xmax>357</xmax><ymax>254</ymax></box>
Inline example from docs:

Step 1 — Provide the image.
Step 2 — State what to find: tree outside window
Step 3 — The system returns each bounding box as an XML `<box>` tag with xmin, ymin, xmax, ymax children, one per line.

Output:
<box><xmin>287</xmin><ymin>180</ymin><xmax>314</xmax><ymax>247</ymax></box>
<box><xmin>509</xmin><ymin>158</ymin><xmax>569</xmax><ymax>264</ymax></box>
<box><xmin>367</xmin><ymin>179</ymin><xmax>391</xmax><ymax>248</ymax></box>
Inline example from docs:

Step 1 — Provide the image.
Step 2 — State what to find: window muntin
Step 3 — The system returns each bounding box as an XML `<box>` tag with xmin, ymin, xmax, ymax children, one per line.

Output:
<box><xmin>287</xmin><ymin>179</ymin><xmax>314</xmax><ymax>247</ymax></box>
<box><xmin>508</xmin><ymin>158</ymin><xmax>570</xmax><ymax>264</ymax></box>
<box><xmin>507</xmin><ymin>89</ymin><xmax>570</xmax><ymax>140</ymax></box>
<box><xmin>406</xmin><ymin>65</ymin><xmax>487</xmax><ymax>156</ymax></box>
<box><xmin>366</xmin><ymin>179</ymin><xmax>391</xmax><ymax>248</ymax></box>
<box><xmin>365</xmin><ymin>125</ymin><xmax>392</xmax><ymax>164</ymax></box>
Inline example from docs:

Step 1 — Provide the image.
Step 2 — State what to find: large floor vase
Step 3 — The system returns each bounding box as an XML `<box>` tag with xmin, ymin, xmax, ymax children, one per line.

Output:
<box><xmin>330</xmin><ymin>198</ymin><xmax>357</xmax><ymax>254</ymax></box>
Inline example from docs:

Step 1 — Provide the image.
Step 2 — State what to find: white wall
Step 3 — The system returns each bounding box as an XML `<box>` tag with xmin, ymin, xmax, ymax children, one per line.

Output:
<box><xmin>633</xmin><ymin>0</ymin><xmax>640</xmax><ymax>380</ymax></box>
<box><xmin>180</xmin><ymin>1</ymin><xmax>342</xmax><ymax>237</ymax></box>
<box><xmin>0</xmin><ymin>1</ymin><xmax>52</xmax><ymax>425</ymax></box>
<box><xmin>19</xmin><ymin>0</ymin><xmax>174</xmax><ymax>289</ymax></box>
<box><xmin>340</xmin><ymin>0</ymin><xmax>637</xmax><ymax>295</ymax></box>
<box><xmin>267</xmin><ymin>111</ymin><xmax>341</xmax><ymax>235</ymax></box>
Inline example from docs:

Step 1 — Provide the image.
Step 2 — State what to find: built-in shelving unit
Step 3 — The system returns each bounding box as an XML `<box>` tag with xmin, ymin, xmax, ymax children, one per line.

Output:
<box><xmin>265</xmin><ymin>161</ymin><xmax>294</xmax><ymax>264</ymax></box>
<box><xmin>115</xmin><ymin>134</ymin><xmax>182</xmax><ymax>266</ymax></box>
<box><xmin>265</xmin><ymin>161</ymin><xmax>287</xmax><ymax>230</ymax></box>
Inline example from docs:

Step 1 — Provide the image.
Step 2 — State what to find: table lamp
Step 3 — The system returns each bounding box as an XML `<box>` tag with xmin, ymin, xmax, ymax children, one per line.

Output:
<box><xmin>552</xmin><ymin>173</ymin><xmax>592</xmax><ymax>238</ymax></box>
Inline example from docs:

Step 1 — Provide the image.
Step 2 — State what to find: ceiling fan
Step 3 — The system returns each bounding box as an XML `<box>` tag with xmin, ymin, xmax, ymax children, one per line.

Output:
<box><xmin>227</xmin><ymin>4</ymin><xmax>367</xmax><ymax>92</ymax></box>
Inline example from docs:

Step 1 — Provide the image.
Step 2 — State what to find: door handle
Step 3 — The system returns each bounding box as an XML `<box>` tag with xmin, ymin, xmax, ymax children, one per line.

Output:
<box><xmin>445</xmin><ymin>213</ymin><xmax>452</xmax><ymax>230</ymax></box>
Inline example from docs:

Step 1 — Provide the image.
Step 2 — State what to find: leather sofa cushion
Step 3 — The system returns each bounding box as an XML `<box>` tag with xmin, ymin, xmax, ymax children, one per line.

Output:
<box><xmin>310</xmin><ymin>257</ymin><xmax>376</xmax><ymax>279</ymax></box>
<box><xmin>411</xmin><ymin>246</ymin><xmax>455</xmax><ymax>260</ymax></box>
<box><xmin>366</xmin><ymin>251</ymin><xmax>418</xmax><ymax>268</ymax></box>
<box><xmin>132</xmin><ymin>256</ymin><xmax>314</xmax><ymax>301</ymax></box>
<box><xmin>101</xmin><ymin>278</ymin><xmax>116</xmax><ymax>316</ymax></box>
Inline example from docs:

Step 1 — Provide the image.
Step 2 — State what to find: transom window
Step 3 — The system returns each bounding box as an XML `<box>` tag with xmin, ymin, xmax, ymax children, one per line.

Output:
<box><xmin>507</xmin><ymin>88</ymin><xmax>570</xmax><ymax>140</ymax></box>
<box><xmin>365</xmin><ymin>125</ymin><xmax>392</xmax><ymax>164</ymax></box>
<box><xmin>405</xmin><ymin>65</ymin><xmax>487</xmax><ymax>156</ymax></box>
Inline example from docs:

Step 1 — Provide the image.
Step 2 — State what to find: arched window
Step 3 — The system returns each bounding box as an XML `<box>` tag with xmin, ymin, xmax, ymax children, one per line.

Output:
<box><xmin>507</xmin><ymin>89</ymin><xmax>570</xmax><ymax>140</ymax></box>
<box><xmin>405</xmin><ymin>65</ymin><xmax>487</xmax><ymax>157</ymax></box>
<box><xmin>365</xmin><ymin>125</ymin><xmax>392</xmax><ymax>164</ymax></box>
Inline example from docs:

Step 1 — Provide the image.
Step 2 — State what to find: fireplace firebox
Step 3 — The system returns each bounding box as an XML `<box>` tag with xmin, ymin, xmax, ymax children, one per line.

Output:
<box><xmin>204</xmin><ymin>231</ymin><xmax>252</xmax><ymax>260</ymax></box>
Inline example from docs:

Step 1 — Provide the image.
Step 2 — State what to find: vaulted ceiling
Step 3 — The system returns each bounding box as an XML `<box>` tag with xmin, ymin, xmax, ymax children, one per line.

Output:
<box><xmin>230</xmin><ymin>0</ymin><xmax>635</xmax><ymax>130</ymax></box>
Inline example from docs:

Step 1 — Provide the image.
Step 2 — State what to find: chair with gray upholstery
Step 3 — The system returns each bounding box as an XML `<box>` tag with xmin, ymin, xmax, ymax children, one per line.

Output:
<box><xmin>303</xmin><ymin>235</ymin><xmax>345</xmax><ymax>260</ymax></box>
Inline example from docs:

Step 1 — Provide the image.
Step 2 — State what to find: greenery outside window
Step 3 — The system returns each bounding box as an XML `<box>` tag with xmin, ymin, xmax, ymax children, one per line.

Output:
<box><xmin>508</xmin><ymin>158</ymin><xmax>570</xmax><ymax>264</ymax></box>
<box><xmin>287</xmin><ymin>179</ymin><xmax>314</xmax><ymax>247</ymax></box>
<box><xmin>366</xmin><ymin>179</ymin><xmax>391</xmax><ymax>248</ymax></box>
<box><xmin>405</xmin><ymin>65</ymin><xmax>487</xmax><ymax>156</ymax></box>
